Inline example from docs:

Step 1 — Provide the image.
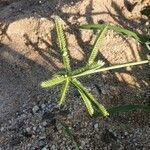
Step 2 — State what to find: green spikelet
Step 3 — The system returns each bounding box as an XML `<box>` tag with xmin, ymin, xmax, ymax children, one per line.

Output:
<box><xmin>77</xmin><ymin>88</ymin><xmax>94</xmax><ymax>116</ymax></box>
<box><xmin>88</xmin><ymin>25</ymin><xmax>108</xmax><ymax>65</ymax></box>
<box><xmin>72</xmin><ymin>60</ymin><xmax>105</xmax><ymax>77</ymax></box>
<box><xmin>41</xmin><ymin>75</ymin><xmax>66</xmax><ymax>88</ymax></box>
<box><xmin>72</xmin><ymin>80</ymin><xmax>94</xmax><ymax>116</ymax></box>
<box><xmin>146</xmin><ymin>42</ymin><xmax>150</xmax><ymax>50</ymax></box>
<box><xmin>59</xmin><ymin>78</ymin><xmax>70</xmax><ymax>105</ymax></box>
<box><xmin>71</xmin><ymin>65</ymin><xmax>89</xmax><ymax>76</ymax></box>
<box><xmin>55</xmin><ymin>18</ymin><xmax>71</xmax><ymax>73</ymax></box>
<box><xmin>72</xmin><ymin>79</ymin><xmax>109</xmax><ymax>117</ymax></box>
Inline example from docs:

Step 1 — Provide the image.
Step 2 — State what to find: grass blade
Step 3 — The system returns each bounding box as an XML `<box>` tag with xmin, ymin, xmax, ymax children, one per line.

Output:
<box><xmin>55</xmin><ymin>18</ymin><xmax>71</xmax><ymax>73</ymax></box>
<box><xmin>41</xmin><ymin>75</ymin><xmax>66</xmax><ymax>88</ymax></box>
<box><xmin>72</xmin><ymin>79</ymin><xmax>109</xmax><ymax>117</ymax></box>
<box><xmin>94</xmin><ymin>105</ymin><xmax>150</xmax><ymax>117</ymax></box>
<box><xmin>61</xmin><ymin>123</ymin><xmax>80</xmax><ymax>150</ymax></box>
<box><xmin>80</xmin><ymin>24</ymin><xmax>150</xmax><ymax>44</ymax></box>
<box><xmin>108</xmin><ymin>104</ymin><xmax>150</xmax><ymax>113</ymax></box>
<box><xmin>88</xmin><ymin>26</ymin><xmax>108</xmax><ymax>65</ymax></box>
<box><xmin>59</xmin><ymin>78</ymin><xmax>70</xmax><ymax>105</ymax></box>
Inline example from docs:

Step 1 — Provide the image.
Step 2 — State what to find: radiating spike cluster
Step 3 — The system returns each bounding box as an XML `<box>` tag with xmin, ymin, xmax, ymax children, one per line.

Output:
<box><xmin>41</xmin><ymin>19</ymin><xmax>149</xmax><ymax>117</ymax></box>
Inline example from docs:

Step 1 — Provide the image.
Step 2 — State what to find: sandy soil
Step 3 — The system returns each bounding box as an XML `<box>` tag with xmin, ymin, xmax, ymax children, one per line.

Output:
<box><xmin>0</xmin><ymin>0</ymin><xmax>150</xmax><ymax>149</ymax></box>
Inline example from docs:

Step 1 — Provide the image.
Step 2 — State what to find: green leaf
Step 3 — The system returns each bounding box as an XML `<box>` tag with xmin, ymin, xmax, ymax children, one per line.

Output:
<box><xmin>41</xmin><ymin>75</ymin><xmax>66</xmax><ymax>88</ymax></box>
<box><xmin>88</xmin><ymin>25</ymin><xmax>108</xmax><ymax>65</ymax></box>
<box><xmin>93</xmin><ymin>104</ymin><xmax>150</xmax><ymax>117</ymax></box>
<box><xmin>108</xmin><ymin>104</ymin><xmax>150</xmax><ymax>113</ymax></box>
<box><xmin>59</xmin><ymin>78</ymin><xmax>70</xmax><ymax>105</ymax></box>
<box><xmin>72</xmin><ymin>79</ymin><xmax>109</xmax><ymax>117</ymax></box>
<box><xmin>61</xmin><ymin>123</ymin><xmax>80</xmax><ymax>150</ymax></box>
<box><xmin>80</xmin><ymin>24</ymin><xmax>150</xmax><ymax>44</ymax></box>
<box><xmin>54</xmin><ymin>18</ymin><xmax>71</xmax><ymax>73</ymax></box>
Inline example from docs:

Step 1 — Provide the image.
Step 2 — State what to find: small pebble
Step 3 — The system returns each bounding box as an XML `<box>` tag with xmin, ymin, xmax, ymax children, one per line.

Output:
<box><xmin>33</xmin><ymin>127</ymin><xmax>37</xmax><ymax>131</ymax></box>
<box><xmin>94</xmin><ymin>123</ymin><xmax>99</xmax><ymax>129</ymax></box>
<box><xmin>0</xmin><ymin>127</ymin><xmax>4</xmax><ymax>132</ymax></box>
<box><xmin>145</xmin><ymin>21</ymin><xmax>149</xmax><ymax>26</ymax></box>
<box><xmin>26</xmin><ymin>127</ymin><xmax>31</xmax><ymax>132</ymax></box>
<box><xmin>42</xmin><ymin>121</ymin><xmax>47</xmax><ymax>127</ymax></box>
<box><xmin>32</xmin><ymin>105</ymin><xmax>39</xmax><ymax>113</ymax></box>
<box><xmin>39</xmin><ymin>139</ymin><xmax>47</xmax><ymax>148</ymax></box>
<box><xmin>40</xmin><ymin>18</ymin><xmax>47</xmax><ymax>21</ymax></box>
<box><xmin>42</xmin><ymin>147</ymin><xmax>48</xmax><ymax>150</ymax></box>
<box><xmin>39</xmin><ymin>1</ymin><xmax>42</xmax><ymax>4</ymax></box>
<box><xmin>27</xmin><ymin>143</ymin><xmax>31</xmax><ymax>147</ymax></box>
<box><xmin>124</xmin><ymin>132</ymin><xmax>128</xmax><ymax>136</ymax></box>
<box><xmin>41</xmin><ymin>104</ymin><xmax>46</xmax><ymax>109</ymax></box>
<box><xmin>51</xmin><ymin>145</ymin><xmax>56</xmax><ymax>150</ymax></box>
<box><xmin>126</xmin><ymin>66</ymin><xmax>132</xmax><ymax>71</ymax></box>
<box><xmin>81</xmin><ymin>140</ymin><xmax>86</xmax><ymax>147</ymax></box>
<box><xmin>39</xmin><ymin>136</ymin><xmax>46</xmax><ymax>139</ymax></box>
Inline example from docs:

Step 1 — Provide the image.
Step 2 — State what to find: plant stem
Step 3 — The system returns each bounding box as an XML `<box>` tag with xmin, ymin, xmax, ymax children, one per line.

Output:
<box><xmin>73</xmin><ymin>60</ymin><xmax>149</xmax><ymax>78</ymax></box>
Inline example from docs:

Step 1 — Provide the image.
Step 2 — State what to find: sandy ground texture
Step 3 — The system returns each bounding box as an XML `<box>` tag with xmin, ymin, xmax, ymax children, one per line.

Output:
<box><xmin>0</xmin><ymin>0</ymin><xmax>150</xmax><ymax>149</ymax></box>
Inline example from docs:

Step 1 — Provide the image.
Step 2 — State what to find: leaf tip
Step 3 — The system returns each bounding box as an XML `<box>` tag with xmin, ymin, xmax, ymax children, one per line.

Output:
<box><xmin>90</xmin><ymin>110</ymin><xmax>94</xmax><ymax>116</ymax></box>
<box><xmin>58</xmin><ymin>101</ymin><xmax>64</xmax><ymax>106</ymax></box>
<box><xmin>104</xmin><ymin>112</ymin><xmax>109</xmax><ymax>117</ymax></box>
<box><xmin>40</xmin><ymin>81</ymin><xmax>46</xmax><ymax>88</ymax></box>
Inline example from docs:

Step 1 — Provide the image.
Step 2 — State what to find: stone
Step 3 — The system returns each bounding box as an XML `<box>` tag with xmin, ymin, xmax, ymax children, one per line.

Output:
<box><xmin>33</xmin><ymin>126</ymin><xmax>37</xmax><ymax>131</ymax></box>
<box><xmin>124</xmin><ymin>132</ymin><xmax>128</xmax><ymax>136</ymax></box>
<box><xmin>26</xmin><ymin>127</ymin><xmax>31</xmax><ymax>132</ymax></box>
<box><xmin>39</xmin><ymin>139</ymin><xmax>47</xmax><ymax>148</ymax></box>
<box><xmin>94</xmin><ymin>123</ymin><xmax>99</xmax><ymax>129</ymax></box>
<box><xmin>42</xmin><ymin>121</ymin><xmax>47</xmax><ymax>127</ymax></box>
<box><xmin>0</xmin><ymin>127</ymin><xmax>4</xmax><ymax>132</ymax></box>
<box><xmin>32</xmin><ymin>105</ymin><xmax>39</xmax><ymax>113</ymax></box>
<box><xmin>42</xmin><ymin>147</ymin><xmax>48</xmax><ymax>150</ymax></box>
<box><xmin>51</xmin><ymin>145</ymin><xmax>56</xmax><ymax>150</ymax></box>
<box><xmin>41</xmin><ymin>104</ymin><xmax>46</xmax><ymax>109</ymax></box>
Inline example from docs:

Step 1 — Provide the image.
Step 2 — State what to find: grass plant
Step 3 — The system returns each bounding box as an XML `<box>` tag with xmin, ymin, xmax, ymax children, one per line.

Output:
<box><xmin>41</xmin><ymin>19</ymin><xmax>150</xmax><ymax>116</ymax></box>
